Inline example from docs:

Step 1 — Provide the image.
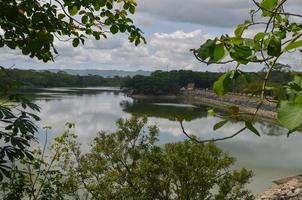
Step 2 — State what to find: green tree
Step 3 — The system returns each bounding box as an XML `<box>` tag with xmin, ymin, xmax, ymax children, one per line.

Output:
<box><xmin>0</xmin><ymin>0</ymin><xmax>145</xmax><ymax>62</ymax></box>
<box><xmin>0</xmin><ymin>117</ymin><xmax>254</xmax><ymax>200</ymax></box>
<box><xmin>73</xmin><ymin>117</ymin><xmax>253</xmax><ymax>199</ymax></box>
<box><xmin>194</xmin><ymin>0</ymin><xmax>302</xmax><ymax>138</ymax></box>
<box><xmin>0</xmin><ymin>0</ymin><xmax>144</xmax><ymax>179</ymax></box>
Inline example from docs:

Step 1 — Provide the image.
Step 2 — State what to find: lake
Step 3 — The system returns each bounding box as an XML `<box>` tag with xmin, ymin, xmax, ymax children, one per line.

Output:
<box><xmin>32</xmin><ymin>87</ymin><xmax>302</xmax><ymax>194</ymax></box>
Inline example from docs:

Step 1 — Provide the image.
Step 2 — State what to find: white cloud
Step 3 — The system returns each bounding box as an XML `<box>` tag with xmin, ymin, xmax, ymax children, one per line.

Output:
<box><xmin>1</xmin><ymin>0</ymin><xmax>301</xmax><ymax>71</ymax></box>
<box><xmin>137</xmin><ymin>0</ymin><xmax>302</xmax><ymax>28</ymax></box>
<box><xmin>1</xmin><ymin>29</ymin><xmax>222</xmax><ymax>71</ymax></box>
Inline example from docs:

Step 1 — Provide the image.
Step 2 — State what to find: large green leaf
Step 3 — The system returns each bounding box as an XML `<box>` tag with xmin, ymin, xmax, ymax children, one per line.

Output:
<box><xmin>229</xmin><ymin>46</ymin><xmax>252</xmax><ymax>64</ymax></box>
<box><xmin>277</xmin><ymin>101</ymin><xmax>302</xmax><ymax>131</ymax></box>
<box><xmin>260</xmin><ymin>0</ymin><xmax>278</xmax><ymax>16</ymax></box>
<box><xmin>197</xmin><ymin>39</ymin><xmax>216</xmax><ymax>60</ymax></box>
<box><xmin>213</xmin><ymin>72</ymin><xmax>232</xmax><ymax>96</ymax></box>
<box><xmin>254</xmin><ymin>32</ymin><xmax>268</xmax><ymax>50</ymax></box>
<box><xmin>283</xmin><ymin>40</ymin><xmax>302</xmax><ymax>52</ymax></box>
<box><xmin>212</xmin><ymin>44</ymin><xmax>226</xmax><ymax>62</ymax></box>
<box><xmin>267</xmin><ymin>36</ymin><xmax>281</xmax><ymax>56</ymax></box>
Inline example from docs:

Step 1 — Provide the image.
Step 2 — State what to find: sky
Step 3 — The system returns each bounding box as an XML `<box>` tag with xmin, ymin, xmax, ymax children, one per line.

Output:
<box><xmin>1</xmin><ymin>0</ymin><xmax>302</xmax><ymax>72</ymax></box>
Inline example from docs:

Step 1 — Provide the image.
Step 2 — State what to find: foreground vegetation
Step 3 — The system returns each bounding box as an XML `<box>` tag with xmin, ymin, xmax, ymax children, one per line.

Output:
<box><xmin>0</xmin><ymin>117</ymin><xmax>254</xmax><ymax>200</ymax></box>
<box><xmin>193</xmin><ymin>0</ymin><xmax>302</xmax><ymax>136</ymax></box>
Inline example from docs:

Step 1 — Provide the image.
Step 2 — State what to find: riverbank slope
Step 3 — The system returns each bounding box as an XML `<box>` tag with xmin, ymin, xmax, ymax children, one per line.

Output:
<box><xmin>130</xmin><ymin>89</ymin><xmax>277</xmax><ymax>120</ymax></box>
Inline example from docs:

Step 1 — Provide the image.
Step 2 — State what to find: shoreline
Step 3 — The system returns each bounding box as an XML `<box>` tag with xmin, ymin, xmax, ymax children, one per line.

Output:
<box><xmin>131</xmin><ymin>94</ymin><xmax>177</xmax><ymax>100</ymax></box>
<box><xmin>130</xmin><ymin>90</ymin><xmax>277</xmax><ymax>123</ymax></box>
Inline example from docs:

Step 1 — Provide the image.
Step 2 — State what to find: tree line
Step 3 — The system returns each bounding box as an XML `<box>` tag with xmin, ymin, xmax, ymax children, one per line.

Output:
<box><xmin>0</xmin><ymin>68</ymin><xmax>126</xmax><ymax>88</ymax></box>
<box><xmin>1</xmin><ymin>68</ymin><xmax>297</xmax><ymax>96</ymax></box>
<box><xmin>124</xmin><ymin>69</ymin><xmax>296</xmax><ymax>95</ymax></box>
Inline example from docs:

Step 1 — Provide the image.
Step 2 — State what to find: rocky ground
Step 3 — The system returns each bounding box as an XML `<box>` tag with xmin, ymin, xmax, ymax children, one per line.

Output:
<box><xmin>256</xmin><ymin>178</ymin><xmax>302</xmax><ymax>200</ymax></box>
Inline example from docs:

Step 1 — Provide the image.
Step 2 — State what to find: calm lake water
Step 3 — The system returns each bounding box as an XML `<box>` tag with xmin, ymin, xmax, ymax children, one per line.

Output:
<box><xmin>32</xmin><ymin>87</ymin><xmax>302</xmax><ymax>194</ymax></box>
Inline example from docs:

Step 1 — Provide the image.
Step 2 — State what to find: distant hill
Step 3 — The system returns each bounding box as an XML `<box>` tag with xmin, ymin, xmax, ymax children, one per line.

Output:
<box><xmin>46</xmin><ymin>69</ymin><xmax>152</xmax><ymax>77</ymax></box>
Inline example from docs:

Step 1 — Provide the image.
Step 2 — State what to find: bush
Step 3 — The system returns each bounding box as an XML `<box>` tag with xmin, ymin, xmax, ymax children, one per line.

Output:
<box><xmin>0</xmin><ymin>117</ymin><xmax>254</xmax><ymax>199</ymax></box>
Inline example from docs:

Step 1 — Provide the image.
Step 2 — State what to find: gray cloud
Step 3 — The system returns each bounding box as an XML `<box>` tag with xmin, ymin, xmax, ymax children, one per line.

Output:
<box><xmin>138</xmin><ymin>0</ymin><xmax>253</xmax><ymax>27</ymax></box>
<box><xmin>137</xmin><ymin>0</ymin><xmax>302</xmax><ymax>28</ymax></box>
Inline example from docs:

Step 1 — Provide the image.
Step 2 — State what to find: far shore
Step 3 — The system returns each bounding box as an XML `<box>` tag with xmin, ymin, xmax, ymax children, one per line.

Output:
<box><xmin>129</xmin><ymin>89</ymin><xmax>277</xmax><ymax>123</ymax></box>
<box><xmin>130</xmin><ymin>94</ymin><xmax>177</xmax><ymax>100</ymax></box>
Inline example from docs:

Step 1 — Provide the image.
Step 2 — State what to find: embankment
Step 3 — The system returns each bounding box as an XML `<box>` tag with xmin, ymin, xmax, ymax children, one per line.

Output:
<box><xmin>181</xmin><ymin>90</ymin><xmax>277</xmax><ymax>120</ymax></box>
<box><xmin>130</xmin><ymin>89</ymin><xmax>277</xmax><ymax>121</ymax></box>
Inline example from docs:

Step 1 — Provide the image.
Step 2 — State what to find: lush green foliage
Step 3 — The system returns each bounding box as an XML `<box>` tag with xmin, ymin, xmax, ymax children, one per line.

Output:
<box><xmin>0</xmin><ymin>0</ymin><xmax>145</xmax><ymax>62</ymax></box>
<box><xmin>194</xmin><ymin>0</ymin><xmax>302</xmax><ymax>135</ymax></box>
<box><xmin>0</xmin><ymin>68</ymin><xmax>40</xmax><ymax>181</ymax></box>
<box><xmin>0</xmin><ymin>0</ymin><xmax>144</xmax><ymax>179</ymax></box>
<box><xmin>124</xmin><ymin>69</ymin><xmax>296</xmax><ymax>95</ymax></box>
<box><xmin>0</xmin><ymin>117</ymin><xmax>254</xmax><ymax>200</ymax></box>
<box><xmin>1</xmin><ymin>69</ymin><xmax>126</xmax><ymax>88</ymax></box>
<box><xmin>124</xmin><ymin>70</ymin><xmax>221</xmax><ymax>95</ymax></box>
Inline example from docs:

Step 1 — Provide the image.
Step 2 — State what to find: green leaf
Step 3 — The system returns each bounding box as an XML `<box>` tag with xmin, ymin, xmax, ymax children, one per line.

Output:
<box><xmin>58</xmin><ymin>13</ymin><xmax>65</xmax><ymax>20</ymax></box>
<box><xmin>110</xmin><ymin>25</ymin><xmax>119</xmax><ymax>34</ymax></box>
<box><xmin>278</xmin><ymin>101</ymin><xmax>302</xmax><ymax>131</ymax></box>
<box><xmin>254</xmin><ymin>32</ymin><xmax>268</xmax><ymax>50</ymax></box>
<box><xmin>267</xmin><ymin>36</ymin><xmax>281</xmax><ymax>56</ymax></box>
<box><xmin>230</xmin><ymin>46</ymin><xmax>252</xmax><ymax>64</ymax></box>
<box><xmin>72</xmin><ymin>38</ymin><xmax>80</xmax><ymax>47</ymax></box>
<box><xmin>68</xmin><ymin>5</ymin><xmax>79</xmax><ymax>16</ymax></box>
<box><xmin>230</xmin><ymin>37</ymin><xmax>244</xmax><ymax>45</ymax></box>
<box><xmin>197</xmin><ymin>39</ymin><xmax>216</xmax><ymax>61</ymax></box>
<box><xmin>81</xmin><ymin>15</ymin><xmax>89</xmax><ymax>24</ymax></box>
<box><xmin>260</xmin><ymin>0</ymin><xmax>278</xmax><ymax>16</ymax></box>
<box><xmin>213</xmin><ymin>72</ymin><xmax>232</xmax><ymax>96</ymax></box>
<box><xmin>213</xmin><ymin>44</ymin><xmax>225</xmax><ymax>62</ymax></box>
<box><xmin>284</xmin><ymin>40</ymin><xmax>302</xmax><ymax>52</ymax></box>
<box><xmin>245</xmin><ymin>121</ymin><xmax>260</xmax><ymax>136</ymax></box>
<box><xmin>129</xmin><ymin>6</ymin><xmax>135</xmax><ymax>14</ymax></box>
<box><xmin>254</xmin><ymin>32</ymin><xmax>267</xmax><ymax>42</ymax></box>
<box><xmin>213</xmin><ymin>120</ymin><xmax>228</xmax><ymax>131</ymax></box>
<box><xmin>234</xmin><ymin>24</ymin><xmax>245</xmax><ymax>38</ymax></box>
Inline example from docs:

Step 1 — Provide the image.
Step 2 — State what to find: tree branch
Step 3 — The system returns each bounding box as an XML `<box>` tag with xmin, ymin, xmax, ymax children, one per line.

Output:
<box><xmin>179</xmin><ymin>120</ymin><xmax>247</xmax><ymax>143</ymax></box>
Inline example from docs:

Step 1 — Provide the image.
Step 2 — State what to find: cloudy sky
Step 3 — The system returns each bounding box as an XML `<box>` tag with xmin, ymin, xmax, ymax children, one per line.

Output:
<box><xmin>1</xmin><ymin>0</ymin><xmax>302</xmax><ymax>71</ymax></box>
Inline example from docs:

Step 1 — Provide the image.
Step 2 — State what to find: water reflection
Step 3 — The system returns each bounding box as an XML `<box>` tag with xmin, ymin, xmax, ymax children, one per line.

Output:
<box><xmin>121</xmin><ymin>100</ymin><xmax>208</xmax><ymax>121</ymax></box>
<box><xmin>32</xmin><ymin>88</ymin><xmax>302</xmax><ymax>194</ymax></box>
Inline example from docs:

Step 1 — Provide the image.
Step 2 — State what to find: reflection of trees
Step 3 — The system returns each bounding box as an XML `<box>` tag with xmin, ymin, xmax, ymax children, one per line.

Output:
<box><xmin>120</xmin><ymin>100</ymin><xmax>208</xmax><ymax>122</ymax></box>
<box><xmin>29</xmin><ymin>88</ymin><xmax>121</xmax><ymax>100</ymax></box>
